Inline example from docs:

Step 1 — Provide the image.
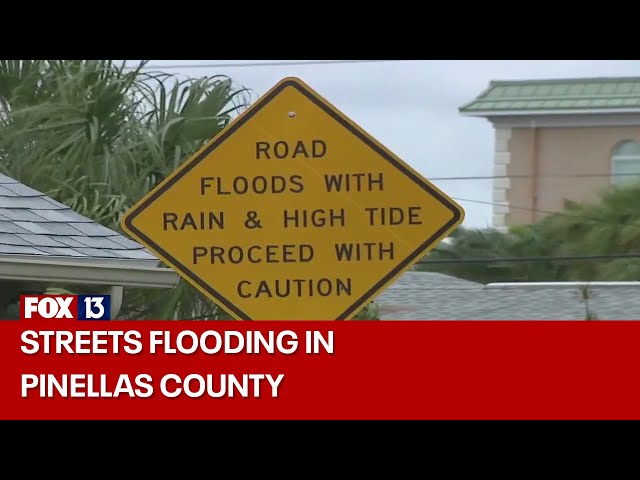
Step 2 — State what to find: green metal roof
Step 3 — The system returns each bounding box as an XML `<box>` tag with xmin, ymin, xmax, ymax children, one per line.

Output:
<box><xmin>459</xmin><ymin>77</ymin><xmax>640</xmax><ymax>116</ymax></box>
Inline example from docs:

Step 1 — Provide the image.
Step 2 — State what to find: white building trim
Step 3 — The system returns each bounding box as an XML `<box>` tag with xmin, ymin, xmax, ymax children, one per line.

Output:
<box><xmin>0</xmin><ymin>256</ymin><xmax>180</xmax><ymax>289</ymax></box>
<box><xmin>478</xmin><ymin>113</ymin><xmax>640</xmax><ymax>129</ymax></box>
<box><xmin>492</xmin><ymin>127</ymin><xmax>511</xmax><ymax>229</ymax></box>
<box><xmin>462</xmin><ymin>108</ymin><xmax>640</xmax><ymax>117</ymax></box>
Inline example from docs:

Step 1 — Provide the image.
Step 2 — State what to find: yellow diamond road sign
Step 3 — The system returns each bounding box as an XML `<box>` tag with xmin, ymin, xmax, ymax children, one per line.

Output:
<box><xmin>121</xmin><ymin>77</ymin><xmax>464</xmax><ymax>321</ymax></box>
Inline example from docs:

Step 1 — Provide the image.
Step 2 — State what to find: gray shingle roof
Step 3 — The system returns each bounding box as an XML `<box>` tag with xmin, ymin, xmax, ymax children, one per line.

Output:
<box><xmin>0</xmin><ymin>173</ymin><xmax>157</xmax><ymax>264</ymax></box>
<box><xmin>375</xmin><ymin>272</ymin><xmax>640</xmax><ymax>320</ymax></box>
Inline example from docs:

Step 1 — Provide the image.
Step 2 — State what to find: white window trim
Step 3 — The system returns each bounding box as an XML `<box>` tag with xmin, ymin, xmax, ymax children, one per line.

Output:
<box><xmin>611</xmin><ymin>142</ymin><xmax>640</xmax><ymax>185</ymax></box>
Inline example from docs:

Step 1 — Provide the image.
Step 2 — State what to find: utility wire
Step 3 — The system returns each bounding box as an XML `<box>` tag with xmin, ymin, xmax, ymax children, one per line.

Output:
<box><xmin>450</xmin><ymin>196</ymin><xmax>607</xmax><ymax>222</ymax></box>
<box><xmin>7</xmin><ymin>60</ymin><xmax>639</xmax><ymax>232</ymax></box>
<box><xmin>143</xmin><ymin>252</ymin><xmax>640</xmax><ymax>320</ymax></box>
<box><xmin>453</xmin><ymin>197</ymin><xmax>569</xmax><ymax>216</ymax></box>
<box><xmin>450</xmin><ymin>179</ymin><xmax>640</xmax><ymax>224</ymax></box>
<box><xmin>415</xmin><ymin>253</ymin><xmax>640</xmax><ymax>266</ymax></box>
<box><xmin>431</xmin><ymin>172</ymin><xmax>640</xmax><ymax>181</ymax></box>
<box><xmin>127</xmin><ymin>60</ymin><xmax>406</xmax><ymax>70</ymax></box>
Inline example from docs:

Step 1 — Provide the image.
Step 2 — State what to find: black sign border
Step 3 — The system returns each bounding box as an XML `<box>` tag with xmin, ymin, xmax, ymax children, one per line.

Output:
<box><xmin>123</xmin><ymin>79</ymin><xmax>463</xmax><ymax>320</ymax></box>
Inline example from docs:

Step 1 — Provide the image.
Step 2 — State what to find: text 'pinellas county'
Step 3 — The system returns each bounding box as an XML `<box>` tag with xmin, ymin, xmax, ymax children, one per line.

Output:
<box><xmin>20</xmin><ymin>329</ymin><xmax>333</xmax><ymax>400</ymax></box>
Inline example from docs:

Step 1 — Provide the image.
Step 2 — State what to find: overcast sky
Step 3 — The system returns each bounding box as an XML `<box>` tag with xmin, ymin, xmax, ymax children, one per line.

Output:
<box><xmin>133</xmin><ymin>60</ymin><xmax>640</xmax><ymax>228</ymax></box>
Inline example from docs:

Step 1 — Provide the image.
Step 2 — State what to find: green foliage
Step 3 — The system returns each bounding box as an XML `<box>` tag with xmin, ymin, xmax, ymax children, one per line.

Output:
<box><xmin>0</xmin><ymin>60</ymin><xmax>379</xmax><ymax>320</ymax></box>
<box><xmin>352</xmin><ymin>302</ymin><xmax>380</xmax><ymax>320</ymax></box>
<box><xmin>0</xmin><ymin>280</ymin><xmax>46</xmax><ymax>319</ymax></box>
<box><xmin>417</xmin><ymin>179</ymin><xmax>640</xmax><ymax>284</ymax></box>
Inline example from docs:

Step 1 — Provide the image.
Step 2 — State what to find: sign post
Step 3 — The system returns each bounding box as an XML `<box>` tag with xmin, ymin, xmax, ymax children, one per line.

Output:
<box><xmin>121</xmin><ymin>77</ymin><xmax>464</xmax><ymax>320</ymax></box>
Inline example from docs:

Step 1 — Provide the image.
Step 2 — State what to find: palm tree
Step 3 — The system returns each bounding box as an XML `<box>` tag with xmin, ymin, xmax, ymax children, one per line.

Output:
<box><xmin>0</xmin><ymin>60</ymin><xmax>249</xmax><ymax>319</ymax></box>
<box><xmin>0</xmin><ymin>60</ymin><xmax>380</xmax><ymax>320</ymax></box>
<box><xmin>418</xmin><ymin>181</ymin><xmax>640</xmax><ymax>284</ymax></box>
<box><xmin>416</xmin><ymin>225</ymin><xmax>558</xmax><ymax>283</ymax></box>
<box><xmin>534</xmin><ymin>183</ymin><xmax>640</xmax><ymax>281</ymax></box>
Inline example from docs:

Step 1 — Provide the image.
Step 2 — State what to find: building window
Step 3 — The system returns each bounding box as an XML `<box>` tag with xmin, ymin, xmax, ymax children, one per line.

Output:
<box><xmin>612</xmin><ymin>141</ymin><xmax>640</xmax><ymax>186</ymax></box>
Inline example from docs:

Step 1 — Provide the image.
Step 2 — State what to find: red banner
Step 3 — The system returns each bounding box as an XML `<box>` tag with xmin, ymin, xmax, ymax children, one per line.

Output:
<box><xmin>1</xmin><ymin>320</ymin><xmax>640</xmax><ymax>420</ymax></box>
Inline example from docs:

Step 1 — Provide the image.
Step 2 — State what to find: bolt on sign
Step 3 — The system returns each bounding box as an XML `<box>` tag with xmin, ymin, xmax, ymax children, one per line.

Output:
<box><xmin>121</xmin><ymin>77</ymin><xmax>464</xmax><ymax>321</ymax></box>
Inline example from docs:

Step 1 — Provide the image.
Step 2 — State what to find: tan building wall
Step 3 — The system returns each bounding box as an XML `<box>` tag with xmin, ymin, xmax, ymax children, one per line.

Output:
<box><xmin>499</xmin><ymin>126</ymin><xmax>640</xmax><ymax>226</ymax></box>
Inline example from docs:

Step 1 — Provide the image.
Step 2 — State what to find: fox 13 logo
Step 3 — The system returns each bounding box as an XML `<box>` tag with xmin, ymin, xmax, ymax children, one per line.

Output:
<box><xmin>20</xmin><ymin>295</ymin><xmax>111</xmax><ymax>320</ymax></box>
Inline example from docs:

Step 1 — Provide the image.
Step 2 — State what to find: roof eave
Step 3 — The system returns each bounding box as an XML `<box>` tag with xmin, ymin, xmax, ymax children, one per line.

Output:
<box><xmin>460</xmin><ymin>107</ymin><xmax>640</xmax><ymax>117</ymax></box>
<box><xmin>0</xmin><ymin>256</ymin><xmax>180</xmax><ymax>289</ymax></box>
<box><xmin>458</xmin><ymin>82</ymin><xmax>498</xmax><ymax>112</ymax></box>
<box><xmin>487</xmin><ymin>281</ymin><xmax>640</xmax><ymax>288</ymax></box>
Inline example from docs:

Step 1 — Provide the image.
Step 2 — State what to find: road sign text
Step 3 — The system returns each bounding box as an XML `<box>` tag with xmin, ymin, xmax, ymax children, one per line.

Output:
<box><xmin>121</xmin><ymin>77</ymin><xmax>464</xmax><ymax>320</ymax></box>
